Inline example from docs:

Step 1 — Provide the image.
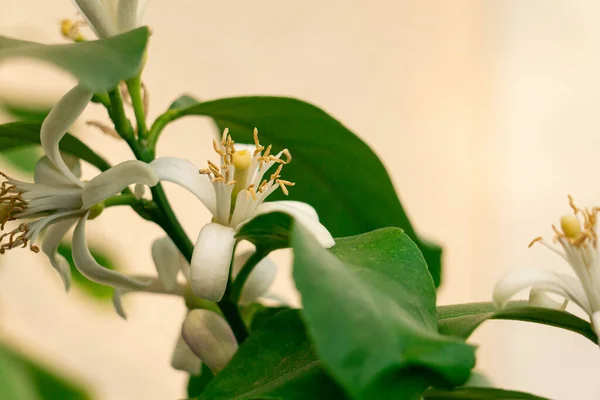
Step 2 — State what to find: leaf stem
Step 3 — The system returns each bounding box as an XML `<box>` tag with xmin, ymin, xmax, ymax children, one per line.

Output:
<box><xmin>230</xmin><ymin>247</ymin><xmax>268</xmax><ymax>304</ymax></box>
<box><xmin>107</xmin><ymin>88</ymin><xmax>133</xmax><ymax>139</ymax></box>
<box><xmin>126</xmin><ymin>75</ymin><xmax>148</xmax><ymax>138</ymax></box>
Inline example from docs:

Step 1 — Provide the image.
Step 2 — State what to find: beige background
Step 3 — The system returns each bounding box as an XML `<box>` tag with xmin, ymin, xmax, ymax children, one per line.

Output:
<box><xmin>1</xmin><ymin>1</ymin><xmax>599</xmax><ymax>399</ymax></box>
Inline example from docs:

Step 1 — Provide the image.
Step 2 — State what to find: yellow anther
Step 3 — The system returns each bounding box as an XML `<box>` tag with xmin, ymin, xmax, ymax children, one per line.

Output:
<box><xmin>232</xmin><ymin>150</ymin><xmax>252</xmax><ymax>171</ymax></box>
<box><xmin>199</xmin><ymin>168</ymin><xmax>211</xmax><ymax>175</ymax></box>
<box><xmin>0</xmin><ymin>204</ymin><xmax>9</xmax><ymax>224</ymax></box>
<box><xmin>246</xmin><ymin>185</ymin><xmax>257</xmax><ymax>200</ymax></box>
<box><xmin>560</xmin><ymin>215</ymin><xmax>582</xmax><ymax>239</ymax></box>
<box><xmin>270</xmin><ymin>164</ymin><xmax>283</xmax><ymax>181</ymax></box>
<box><xmin>221</xmin><ymin>128</ymin><xmax>229</xmax><ymax>146</ymax></box>
<box><xmin>213</xmin><ymin>139</ymin><xmax>225</xmax><ymax>156</ymax></box>
<box><xmin>528</xmin><ymin>236</ymin><xmax>543</xmax><ymax>248</ymax></box>
<box><xmin>60</xmin><ymin>19</ymin><xmax>85</xmax><ymax>42</ymax></box>
<box><xmin>282</xmin><ymin>149</ymin><xmax>292</xmax><ymax>164</ymax></box>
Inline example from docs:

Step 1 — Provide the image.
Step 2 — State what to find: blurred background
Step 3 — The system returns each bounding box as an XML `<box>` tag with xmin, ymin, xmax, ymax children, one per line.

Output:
<box><xmin>1</xmin><ymin>0</ymin><xmax>600</xmax><ymax>399</ymax></box>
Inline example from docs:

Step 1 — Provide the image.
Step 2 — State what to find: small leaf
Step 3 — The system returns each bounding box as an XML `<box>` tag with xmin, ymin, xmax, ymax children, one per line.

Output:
<box><xmin>292</xmin><ymin>226</ymin><xmax>475</xmax><ymax>399</ymax></box>
<box><xmin>423</xmin><ymin>387</ymin><xmax>549</xmax><ymax>399</ymax></box>
<box><xmin>437</xmin><ymin>301</ymin><xmax>597</xmax><ymax>343</ymax></box>
<box><xmin>161</xmin><ymin>96</ymin><xmax>443</xmax><ymax>286</ymax></box>
<box><xmin>0</xmin><ymin>122</ymin><xmax>111</xmax><ymax>172</ymax></box>
<box><xmin>57</xmin><ymin>242</ymin><xmax>119</xmax><ymax>300</ymax></box>
<box><xmin>199</xmin><ymin>310</ymin><xmax>348</xmax><ymax>400</ymax></box>
<box><xmin>1</xmin><ymin>102</ymin><xmax>52</xmax><ymax>123</ymax></box>
<box><xmin>0</xmin><ymin>28</ymin><xmax>149</xmax><ymax>92</ymax></box>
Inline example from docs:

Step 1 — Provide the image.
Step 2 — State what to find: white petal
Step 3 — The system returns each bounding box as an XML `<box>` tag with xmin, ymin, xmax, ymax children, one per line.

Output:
<box><xmin>190</xmin><ymin>223</ymin><xmax>236</xmax><ymax>302</ymax></box>
<box><xmin>41</xmin><ymin>84</ymin><xmax>92</xmax><ymax>186</ymax></box>
<box><xmin>117</xmin><ymin>0</ymin><xmax>147</xmax><ymax>32</ymax></box>
<box><xmin>171</xmin><ymin>334</ymin><xmax>202</xmax><ymax>374</ymax></box>
<box><xmin>232</xmin><ymin>250</ymin><xmax>277</xmax><ymax>305</ymax></box>
<box><xmin>249</xmin><ymin>201</ymin><xmax>334</xmax><ymax>248</ymax></box>
<box><xmin>41</xmin><ymin>217</ymin><xmax>78</xmax><ymax>291</ymax></box>
<box><xmin>72</xmin><ymin>0</ymin><xmax>120</xmax><ymax>38</ymax></box>
<box><xmin>493</xmin><ymin>268</ymin><xmax>592</xmax><ymax>315</ymax></box>
<box><xmin>151</xmin><ymin>157</ymin><xmax>217</xmax><ymax>216</ymax></box>
<box><xmin>34</xmin><ymin>156</ymin><xmax>81</xmax><ymax>186</ymax></box>
<box><xmin>82</xmin><ymin>160</ymin><xmax>159</xmax><ymax>208</ymax></box>
<box><xmin>72</xmin><ymin>212</ymin><xmax>151</xmax><ymax>290</ymax></box>
<box><xmin>112</xmin><ymin>289</ymin><xmax>127</xmax><ymax>319</ymax></box>
<box><xmin>529</xmin><ymin>285</ymin><xmax>568</xmax><ymax>310</ymax></box>
<box><xmin>270</xmin><ymin>201</ymin><xmax>319</xmax><ymax>221</ymax></box>
<box><xmin>151</xmin><ymin>237</ymin><xmax>187</xmax><ymax>292</ymax></box>
<box><xmin>182</xmin><ymin>309</ymin><xmax>238</xmax><ymax>374</ymax></box>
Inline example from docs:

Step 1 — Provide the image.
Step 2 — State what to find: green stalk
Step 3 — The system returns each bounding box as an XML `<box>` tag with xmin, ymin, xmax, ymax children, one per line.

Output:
<box><xmin>106</xmin><ymin>81</ymin><xmax>250</xmax><ymax>343</ymax></box>
<box><xmin>230</xmin><ymin>247</ymin><xmax>268</xmax><ymax>304</ymax></box>
<box><xmin>126</xmin><ymin>75</ymin><xmax>148</xmax><ymax>138</ymax></box>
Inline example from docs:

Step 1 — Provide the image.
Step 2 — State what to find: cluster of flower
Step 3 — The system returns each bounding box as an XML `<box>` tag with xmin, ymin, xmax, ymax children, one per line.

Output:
<box><xmin>0</xmin><ymin>0</ymin><xmax>334</xmax><ymax>374</ymax></box>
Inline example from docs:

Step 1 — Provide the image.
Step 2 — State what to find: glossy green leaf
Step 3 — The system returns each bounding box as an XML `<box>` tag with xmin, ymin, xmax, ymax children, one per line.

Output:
<box><xmin>0</xmin><ymin>344</ymin><xmax>90</xmax><ymax>400</ymax></box>
<box><xmin>0</xmin><ymin>28</ymin><xmax>149</xmax><ymax>92</ymax></box>
<box><xmin>437</xmin><ymin>301</ymin><xmax>597</xmax><ymax>343</ymax></box>
<box><xmin>236</xmin><ymin>212</ymin><xmax>293</xmax><ymax>250</ymax></box>
<box><xmin>161</xmin><ymin>96</ymin><xmax>442</xmax><ymax>286</ymax></box>
<box><xmin>57</xmin><ymin>242</ymin><xmax>119</xmax><ymax>300</ymax></box>
<box><xmin>423</xmin><ymin>387</ymin><xmax>548</xmax><ymax>399</ymax></box>
<box><xmin>187</xmin><ymin>364</ymin><xmax>214</xmax><ymax>398</ymax></box>
<box><xmin>198</xmin><ymin>310</ymin><xmax>348</xmax><ymax>400</ymax></box>
<box><xmin>292</xmin><ymin>226</ymin><xmax>475</xmax><ymax>399</ymax></box>
<box><xmin>0</xmin><ymin>122</ymin><xmax>111</xmax><ymax>171</ymax></box>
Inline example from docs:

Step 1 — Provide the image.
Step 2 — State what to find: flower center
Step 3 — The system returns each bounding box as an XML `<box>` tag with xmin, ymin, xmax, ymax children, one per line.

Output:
<box><xmin>199</xmin><ymin>128</ymin><xmax>295</xmax><ymax>225</ymax></box>
<box><xmin>0</xmin><ymin>178</ymin><xmax>26</xmax><ymax>230</ymax></box>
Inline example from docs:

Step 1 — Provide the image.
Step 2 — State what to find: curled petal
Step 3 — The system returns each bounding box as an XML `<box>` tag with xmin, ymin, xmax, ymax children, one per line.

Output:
<box><xmin>151</xmin><ymin>157</ymin><xmax>217</xmax><ymax>215</ymax></box>
<box><xmin>171</xmin><ymin>334</ymin><xmax>202</xmax><ymax>374</ymax></box>
<box><xmin>250</xmin><ymin>201</ymin><xmax>334</xmax><ymax>248</ymax></box>
<box><xmin>34</xmin><ymin>155</ymin><xmax>81</xmax><ymax>186</ymax></box>
<box><xmin>232</xmin><ymin>250</ymin><xmax>277</xmax><ymax>305</ymax></box>
<box><xmin>41</xmin><ymin>217</ymin><xmax>79</xmax><ymax>291</ymax></box>
<box><xmin>493</xmin><ymin>268</ymin><xmax>591</xmax><ymax>315</ymax></box>
<box><xmin>190</xmin><ymin>223</ymin><xmax>236</xmax><ymax>302</ymax></box>
<box><xmin>529</xmin><ymin>285</ymin><xmax>568</xmax><ymax>310</ymax></box>
<box><xmin>82</xmin><ymin>160</ymin><xmax>159</xmax><ymax>208</ymax></box>
<box><xmin>41</xmin><ymin>84</ymin><xmax>92</xmax><ymax>186</ymax></box>
<box><xmin>152</xmin><ymin>237</ymin><xmax>186</xmax><ymax>292</ymax></box>
<box><xmin>182</xmin><ymin>309</ymin><xmax>238</xmax><ymax>374</ymax></box>
<box><xmin>72</xmin><ymin>212</ymin><xmax>151</xmax><ymax>290</ymax></box>
<box><xmin>269</xmin><ymin>201</ymin><xmax>320</xmax><ymax>221</ymax></box>
<box><xmin>72</xmin><ymin>0</ymin><xmax>119</xmax><ymax>38</ymax></box>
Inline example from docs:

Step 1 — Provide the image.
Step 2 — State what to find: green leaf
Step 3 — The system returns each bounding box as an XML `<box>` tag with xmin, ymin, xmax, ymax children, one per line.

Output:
<box><xmin>0</xmin><ymin>28</ymin><xmax>149</xmax><ymax>92</ymax></box>
<box><xmin>199</xmin><ymin>310</ymin><xmax>348</xmax><ymax>400</ymax></box>
<box><xmin>0</xmin><ymin>344</ymin><xmax>90</xmax><ymax>400</ymax></box>
<box><xmin>236</xmin><ymin>212</ymin><xmax>294</xmax><ymax>250</ymax></box>
<box><xmin>292</xmin><ymin>226</ymin><xmax>475</xmax><ymax>399</ymax></box>
<box><xmin>423</xmin><ymin>387</ymin><xmax>548</xmax><ymax>399</ymax></box>
<box><xmin>438</xmin><ymin>301</ymin><xmax>597</xmax><ymax>343</ymax></box>
<box><xmin>57</xmin><ymin>242</ymin><xmax>119</xmax><ymax>300</ymax></box>
<box><xmin>0</xmin><ymin>122</ymin><xmax>111</xmax><ymax>172</ymax></box>
<box><xmin>187</xmin><ymin>364</ymin><xmax>214</xmax><ymax>398</ymax></box>
<box><xmin>1</xmin><ymin>147</ymin><xmax>42</xmax><ymax>174</ymax></box>
<box><xmin>1</xmin><ymin>102</ymin><xmax>52</xmax><ymax>123</ymax></box>
<box><xmin>161</xmin><ymin>96</ymin><xmax>442</xmax><ymax>286</ymax></box>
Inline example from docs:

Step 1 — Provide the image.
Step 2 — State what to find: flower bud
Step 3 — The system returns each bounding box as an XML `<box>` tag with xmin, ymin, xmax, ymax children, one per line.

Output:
<box><xmin>182</xmin><ymin>310</ymin><xmax>238</xmax><ymax>374</ymax></box>
<box><xmin>171</xmin><ymin>334</ymin><xmax>202</xmax><ymax>375</ymax></box>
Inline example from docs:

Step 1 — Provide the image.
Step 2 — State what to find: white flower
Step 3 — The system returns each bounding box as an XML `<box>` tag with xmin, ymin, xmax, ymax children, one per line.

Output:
<box><xmin>0</xmin><ymin>87</ymin><xmax>158</xmax><ymax>291</ymax></box>
<box><xmin>493</xmin><ymin>196</ymin><xmax>600</xmax><ymax>343</ymax></box>
<box><xmin>150</xmin><ymin>129</ymin><xmax>334</xmax><ymax>302</ymax></box>
<box><xmin>182</xmin><ymin>309</ymin><xmax>239</xmax><ymax>374</ymax></box>
<box><xmin>72</xmin><ymin>0</ymin><xmax>148</xmax><ymax>39</ymax></box>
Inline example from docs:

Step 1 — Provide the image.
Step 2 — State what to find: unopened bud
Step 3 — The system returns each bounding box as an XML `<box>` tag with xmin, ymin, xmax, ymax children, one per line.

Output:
<box><xmin>171</xmin><ymin>334</ymin><xmax>202</xmax><ymax>374</ymax></box>
<box><xmin>560</xmin><ymin>215</ymin><xmax>581</xmax><ymax>239</ymax></box>
<box><xmin>182</xmin><ymin>309</ymin><xmax>238</xmax><ymax>374</ymax></box>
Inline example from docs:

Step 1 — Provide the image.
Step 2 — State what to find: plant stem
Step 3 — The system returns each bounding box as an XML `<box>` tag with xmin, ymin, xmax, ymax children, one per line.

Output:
<box><xmin>106</xmin><ymin>81</ymin><xmax>249</xmax><ymax>343</ymax></box>
<box><xmin>230</xmin><ymin>247</ymin><xmax>268</xmax><ymax>304</ymax></box>
<box><xmin>103</xmin><ymin>194</ymin><xmax>141</xmax><ymax>208</ymax></box>
<box><xmin>126</xmin><ymin>75</ymin><xmax>148</xmax><ymax>138</ymax></box>
<box><xmin>108</xmin><ymin>88</ymin><xmax>133</xmax><ymax>139</ymax></box>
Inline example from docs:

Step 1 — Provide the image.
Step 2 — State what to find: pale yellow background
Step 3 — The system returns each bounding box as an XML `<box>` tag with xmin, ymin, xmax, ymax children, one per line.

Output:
<box><xmin>1</xmin><ymin>1</ymin><xmax>599</xmax><ymax>399</ymax></box>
